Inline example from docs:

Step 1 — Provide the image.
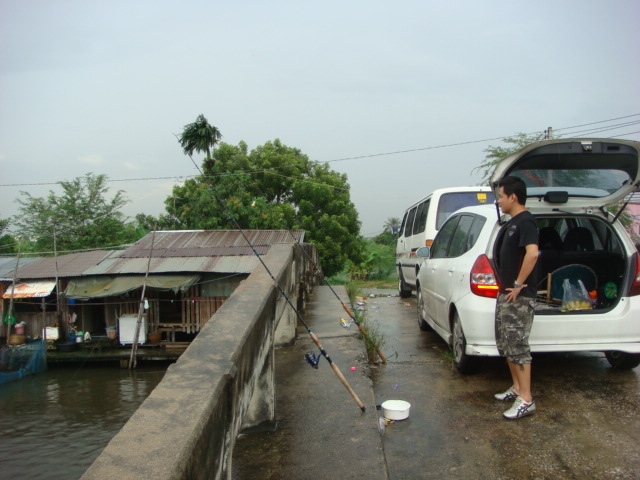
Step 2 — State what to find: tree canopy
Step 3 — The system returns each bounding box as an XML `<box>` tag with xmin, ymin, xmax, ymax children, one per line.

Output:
<box><xmin>13</xmin><ymin>173</ymin><xmax>140</xmax><ymax>253</ymax></box>
<box><xmin>474</xmin><ymin>132</ymin><xmax>545</xmax><ymax>185</ymax></box>
<box><xmin>178</xmin><ymin>114</ymin><xmax>222</xmax><ymax>171</ymax></box>
<box><xmin>165</xmin><ymin>134</ymin><xmax>364</xmax><ymax>277</ymax></box>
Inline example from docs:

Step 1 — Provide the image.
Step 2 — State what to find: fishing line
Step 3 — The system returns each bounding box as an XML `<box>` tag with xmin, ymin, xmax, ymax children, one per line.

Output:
<box><xmin>185</xmin><ymin>156</ymin><xmax>366</xmax><ymax>412</ymax></box>
<box><xmin>221</xmin><ymin>170</ymin><xmax>386</xmax><ymax>363</ymax></box>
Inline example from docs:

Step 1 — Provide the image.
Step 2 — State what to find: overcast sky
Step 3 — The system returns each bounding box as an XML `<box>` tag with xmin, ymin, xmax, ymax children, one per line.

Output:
<box><xmin>1</xmin><ymin>0</ymin><xmax>639</xmax><ymax>237</ymax></box>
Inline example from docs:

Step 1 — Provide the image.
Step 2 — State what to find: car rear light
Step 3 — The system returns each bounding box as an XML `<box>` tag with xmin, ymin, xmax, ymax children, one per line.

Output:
<box><xmin>470</xmin><ymin>254</ymin><xmax>499</xmax><ymax>298</ymax></box>
<box><xmin>628</xmin><ymin>252</ymin><xmax>640</xmax><ymax>297</ymax></box>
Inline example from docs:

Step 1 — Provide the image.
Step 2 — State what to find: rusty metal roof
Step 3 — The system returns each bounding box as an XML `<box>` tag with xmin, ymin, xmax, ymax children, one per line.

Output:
<box><xmin>6</xmin><ymin>250</ymin><xmax>115</xmax><ymax>280</ymax></box>
<box><xmin>0</xmin><ymin>230</ymin><xmax>305</xmax><ymax>280</ymax></box>
<box><xmin>83</xmin><ymin>254</ymin><xmax>260</xmax><ymax>275</ymax></box>
<box><xmin>122</xmin><ymin>230</ymin><xmax>305</xmax><ymax>259</ymax></box>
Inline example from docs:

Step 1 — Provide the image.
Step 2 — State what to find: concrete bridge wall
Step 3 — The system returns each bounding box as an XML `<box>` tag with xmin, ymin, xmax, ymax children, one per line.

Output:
<box><xmin>82</xmin><ymin>242</ymin><xmax>318</xmax><ymax>480</ymax></box>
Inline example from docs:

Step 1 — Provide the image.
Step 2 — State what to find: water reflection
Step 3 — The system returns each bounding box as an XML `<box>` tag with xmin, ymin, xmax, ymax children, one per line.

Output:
<box><xmin>0</xmin><ymin>363</ymin><xmax>168</xmax><ymax>480</ymax></box>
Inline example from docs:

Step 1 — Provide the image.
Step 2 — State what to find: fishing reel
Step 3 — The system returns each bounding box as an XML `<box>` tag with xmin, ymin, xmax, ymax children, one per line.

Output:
<box><xmin>339</xmin><ymin>318</ymin><xmax>352</xmax><ymax>329</ymax></box>
<box><xmin>304</xmin><ymin>351</ymin><xmax>321</xmax><ymax>369</ymax></box>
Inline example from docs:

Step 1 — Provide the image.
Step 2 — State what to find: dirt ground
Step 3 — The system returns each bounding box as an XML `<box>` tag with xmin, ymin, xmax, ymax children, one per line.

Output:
<box><xmin>233</xmin><ymin>287</ymin><xmax>640</xmax><ymax>479</ymax></box>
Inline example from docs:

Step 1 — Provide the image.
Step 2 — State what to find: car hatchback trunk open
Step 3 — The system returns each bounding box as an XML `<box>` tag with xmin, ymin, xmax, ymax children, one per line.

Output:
<box><xmin>532</xmin><ymin>214</ymin><xmax>635</xmax><ymax>314</ymax></box>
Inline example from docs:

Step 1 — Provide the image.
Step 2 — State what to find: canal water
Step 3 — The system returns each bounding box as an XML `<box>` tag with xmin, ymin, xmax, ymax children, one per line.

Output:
<box><xmin>0</xmin><ymin>362</ymin><xmax>168</xmax><ymax>480</ymax></box>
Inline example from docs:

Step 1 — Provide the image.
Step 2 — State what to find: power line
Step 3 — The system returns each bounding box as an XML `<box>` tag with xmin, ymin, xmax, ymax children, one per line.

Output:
<box><xmin>1</xmin><ymin>113</ymin><xmax>638</xmax><ymax>189</ymax></box>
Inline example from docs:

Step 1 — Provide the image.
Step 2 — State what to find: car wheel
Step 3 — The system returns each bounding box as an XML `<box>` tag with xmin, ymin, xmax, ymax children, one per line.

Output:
<box><xmin>416</xmin><ymin>286</ymin><xmax>433</xmax><ymax>331</ymax></box>
<box><xmin>398</xmin><ymin>270</ymin><xmax>412</xmax><ymax>298</ymax></box>
<box><xmin>451</xmin><ymin>312</ymin><xmax>479</xmax><ymax>374</ymax></box>
<box><xmin>605</xmin><ymin>351</ymin><xmax>640</xmax><ymax>369</ymax></box>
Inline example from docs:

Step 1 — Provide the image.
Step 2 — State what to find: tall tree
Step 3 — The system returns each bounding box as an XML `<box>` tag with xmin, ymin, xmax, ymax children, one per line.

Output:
<box><xmin>0</xmin><ymin>218</ymin><xmax>17</xmax><ymax>254</ymax></box>
<box><xmin>178</xmin><ymin>114</ymin><xmax>222</xmax><ymax>171</ymax></box>
<box><xmin>168</xmin><ymin>136</ymin><xmax>364</xmax><ymax>277</ymax></box>
<box><xmin>383</xmin><ymin>217</ymin><xmax>401</xmax><ymax>234</ymax></box>
<box><xmin>13</xmin><ymin>173</ymin><xmax>139</xmax><ymax>252</ymax></box>
<box><xmin>474</xmin><ymin>132</ymin><xmax>545</xmax><ymax>185</ymax></box>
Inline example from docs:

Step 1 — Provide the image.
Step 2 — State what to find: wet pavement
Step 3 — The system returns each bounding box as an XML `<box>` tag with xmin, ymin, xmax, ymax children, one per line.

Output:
<box><xmin>233</xmin><ymin>286</ymin><xmax>640</xmax><ymax>479</ymax></box>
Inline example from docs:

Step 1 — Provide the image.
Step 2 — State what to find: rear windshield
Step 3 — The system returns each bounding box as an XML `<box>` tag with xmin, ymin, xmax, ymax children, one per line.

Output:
<box><xmin>507</xmin><ymin>142</ymin><xmax>638</xmax><ymax>198</ymax></box>
<box><xmin>436</xmin><ymin>192</ymin><xmax>490</xmax><ymax>230</ymax></box>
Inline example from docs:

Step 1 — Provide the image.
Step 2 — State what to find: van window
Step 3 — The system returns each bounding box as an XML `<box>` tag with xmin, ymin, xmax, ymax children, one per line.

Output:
<box><xmin>399</xmin><ymin>212</ymin><xmax>408</xmax><ymax>238</ymax></box>
<box><xmin>413</xmin><ymin>200</ymin><xmax>430</xmax><ymax>235</ymax></box>
<box><xmin>404</xmin><ymin>206</ymin><xmax>417</xmax><ymax>237</ymax></box>
<box><xmin>436</xmin><ymin>192</ymin><xmax>490</xmax><ymax>230</ymax></box>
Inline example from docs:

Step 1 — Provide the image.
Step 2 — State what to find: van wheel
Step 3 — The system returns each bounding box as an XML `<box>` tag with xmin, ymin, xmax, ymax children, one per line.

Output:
<box><xmin>416</xmin><ymin>287</ymin><xmax>432</xmax><ymax>331</ymax></box>
<box><xmin>451</xmin><ymin>312</ymin><xmax>479</xmax><ymax>374</ymax></box>
<box><xmin>398</xmin><ymin>271</ymin><xmax>411</xmax><ymax>298</ymax></box>
<box><xmin>605</xmin><ymin>351</ymin><xmax>640</xmax><ymax>369</ymax></box>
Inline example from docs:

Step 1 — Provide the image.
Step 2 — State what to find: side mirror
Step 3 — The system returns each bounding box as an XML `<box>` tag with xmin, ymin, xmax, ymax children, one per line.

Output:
<box><xmin>416</xmin><ymin>246</ymin><xmax>430</xmax><ymax>258</ymax></box>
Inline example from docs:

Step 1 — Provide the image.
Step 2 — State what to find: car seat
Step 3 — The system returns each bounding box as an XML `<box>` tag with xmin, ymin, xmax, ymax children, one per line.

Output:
<box><xmin>539</xmin><ymin>227</ymin><xmax>563</xmax><ymax>251</ymax></box>
<box><xmin>563</xmin><ymin>227</ymin><xmax>594</xmax><ymax>252</ymax></box>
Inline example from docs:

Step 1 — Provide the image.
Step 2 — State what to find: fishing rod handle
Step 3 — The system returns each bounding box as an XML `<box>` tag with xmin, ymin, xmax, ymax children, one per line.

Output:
<box><xmin>330</xmin><ymin>362</ymin><xmax>366</xmax><ymax>412</ymax></box>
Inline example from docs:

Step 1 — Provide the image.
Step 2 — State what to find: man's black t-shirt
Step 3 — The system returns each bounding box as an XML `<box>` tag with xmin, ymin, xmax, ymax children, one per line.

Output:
<box><xmin>494</xmin><ymin>210</ymin><xmax>539</xmax><ymax>298</ymax></box>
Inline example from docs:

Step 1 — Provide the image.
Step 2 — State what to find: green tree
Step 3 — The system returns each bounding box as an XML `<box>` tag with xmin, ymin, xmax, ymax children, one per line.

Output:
<box><xmin>178</xmin><ymin>114</ymin><xmax>222</xmax><ymax>171</ymax></box>
<box><xmin>474</xmin><ymin>132</ymin><xmax>545</xmax><ymax>185</ymax></box>
<box><xmin>169</xmin><ymin>135</ymin><xmax>364</xmax><ymax>277</ymax></box>
<box><xmin>13</xmin><ymin>173</ymin><xmax>139</xmax><ymax>253</ymax></box>
<box><xmin>0</xmin><ymin>218</ymin><xmax>17</xmax><ymax>254</ymax></box>
<box><xmin>384</xmin><ymin>217</ymin><xmax>400</xmax><ymax>235</ymax></box>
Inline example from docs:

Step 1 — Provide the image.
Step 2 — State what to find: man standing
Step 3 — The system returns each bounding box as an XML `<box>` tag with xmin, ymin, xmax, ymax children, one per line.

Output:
<box><xmin>493</xmin><ymin>176</ymin><xmax>539</xmax><ymax>419</ymax></box>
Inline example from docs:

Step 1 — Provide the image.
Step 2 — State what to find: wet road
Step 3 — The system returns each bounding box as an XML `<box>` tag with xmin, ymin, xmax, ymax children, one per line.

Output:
<box><xmin>234</xmin><ymin>287</ymin><xmax>640</xmax><ymax>479</ymax></box>
<box><xmin>365</xmin><ymin>288</ymin><xmax>640</xmax><ymax>480</ymax></box>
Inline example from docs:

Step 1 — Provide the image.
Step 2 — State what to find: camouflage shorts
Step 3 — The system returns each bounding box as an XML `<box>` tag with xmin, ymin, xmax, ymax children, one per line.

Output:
<box><xmin>495</xmin><ymin>293</ymin><xmax>535</xmax><ymax>365</ymax></box>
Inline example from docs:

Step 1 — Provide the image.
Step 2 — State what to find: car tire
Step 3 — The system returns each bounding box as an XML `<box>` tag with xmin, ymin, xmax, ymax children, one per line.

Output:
<box><xmin>416</xmin><ymin>286</ymin><xmax>433</xmax><ymax>332</ymax></box>
<box><xmin>605</xmin><ymin>351</ymin><xmax>640</xmax><ymax>369</ymax></box>
<box><xmin>451</xmin><ymin>312</ymin><xmax>480</xmax><ymax>374</ymax></box>
<box><xmin>398</xmin><ymin>270</ymin><xmax>412</xmax><ymax>298</ymax></box>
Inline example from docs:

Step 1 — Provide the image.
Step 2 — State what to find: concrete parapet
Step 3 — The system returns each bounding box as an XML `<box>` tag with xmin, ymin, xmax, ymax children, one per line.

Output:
<box><xmin>82</xmin><ymin>242</ymin><xmax>318</xmax><ymax>480</ymax></box>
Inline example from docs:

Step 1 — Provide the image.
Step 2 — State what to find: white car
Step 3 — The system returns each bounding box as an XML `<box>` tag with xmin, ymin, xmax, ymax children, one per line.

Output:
<box><xmin>416</xmin><ymin>138</ymin><xmax>640</xmax><ymax>373</ymax></box>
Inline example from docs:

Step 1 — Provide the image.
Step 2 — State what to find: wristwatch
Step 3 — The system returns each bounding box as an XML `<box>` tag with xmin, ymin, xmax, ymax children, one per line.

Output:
<box><xmin>513</xmin><ymin>281</ymin><xmax>524</xmax><ymax>289</ymax></box>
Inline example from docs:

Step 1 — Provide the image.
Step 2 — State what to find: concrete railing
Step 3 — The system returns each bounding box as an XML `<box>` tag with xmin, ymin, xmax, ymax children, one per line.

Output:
<box><xmin>82</xmin><ymin>242</ymin><xmax>318</xmax><ymax>480</ymax></box>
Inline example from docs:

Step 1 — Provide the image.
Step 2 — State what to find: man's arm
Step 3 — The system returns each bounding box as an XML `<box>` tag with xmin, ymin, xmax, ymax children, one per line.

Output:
<box><xmin>505</xmin><ymin>243</ymin><xmax>539</xmax><ymax>302</ymax></box>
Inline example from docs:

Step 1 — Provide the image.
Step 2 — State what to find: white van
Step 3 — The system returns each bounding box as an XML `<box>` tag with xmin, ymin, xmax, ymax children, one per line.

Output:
<box><xmin>396</xmin><ymin>186</ymin><xmax>492</xmax><ymax>297</ymax></box>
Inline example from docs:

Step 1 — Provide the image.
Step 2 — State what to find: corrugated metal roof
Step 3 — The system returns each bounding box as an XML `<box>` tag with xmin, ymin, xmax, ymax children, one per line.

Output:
<box><xmin>1</xmin><ymin>229</ymin><xmax>305</xmax><ymax>280</ymax></box>
<box><xmin>2</xmin><ymin>280</ymin><xmax>56</xmax><ymax>299</ymax></box>
<box><xmin>122</xmin><ymin>230</ymin><xmax>304</xmax><ymax>259</ymax></box>
<box><xmin>0</xmin><ymin>256</ymin><xmax>40</xmax><ymax>280</ymax></box>
<box><xmin>83</xmin><ymin>255</ymin><xmax>259</xmax><ymax>275</ymax></box>
<box><xmin>5</xmin><ymin>250</ymin><xmax>115</xmax><ymax>280</ymax></box>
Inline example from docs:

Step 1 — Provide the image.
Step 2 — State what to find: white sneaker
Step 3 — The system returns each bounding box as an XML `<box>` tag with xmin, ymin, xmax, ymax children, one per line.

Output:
<box><xmin>494</xmin><ymin>385</ymin><xmax>518</xmax><ymax>402</ymax></box>
<box><xmin>503</xmin><ymin>396</ymin><xmax>536</xmax><ymax>419</ymax></box>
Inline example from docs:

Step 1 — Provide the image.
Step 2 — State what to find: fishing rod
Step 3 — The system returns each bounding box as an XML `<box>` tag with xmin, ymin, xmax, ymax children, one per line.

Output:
<box><xmin>230</xmin><ymin>170</ymin><xmax>386</xmax><ymax>362</ymax></box>
<box><xmin>186</xmin><ymin>157</ymin><xmax>366</xmax><ymax>412</ymax></box>
<box><xmin>277</xmin><ymin>222</ymin><xmax>387</xmax><ymax>363</ymax></box>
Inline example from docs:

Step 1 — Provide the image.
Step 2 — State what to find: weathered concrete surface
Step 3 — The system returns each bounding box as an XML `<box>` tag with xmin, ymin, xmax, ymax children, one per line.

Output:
<box><xmin>233</xmin><ymin>287</ymin><xmax>640</xmax><ymax>480</ymax></box>
<box><xmin>82</xmin><ymin>243</ymin><xmax>317</xmax><ymax>480</ymax></box>
<box><xmin>233</xmin><ymin>285</ymin><xmax>386</xmax><ymax>480</ymax></box>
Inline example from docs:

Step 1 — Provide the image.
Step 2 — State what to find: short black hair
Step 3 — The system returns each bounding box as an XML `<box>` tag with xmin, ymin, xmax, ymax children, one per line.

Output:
<box><xmin>497</xmin><ymin>176</ymin><xmax>527</xmax><ymax>205</ymax></box>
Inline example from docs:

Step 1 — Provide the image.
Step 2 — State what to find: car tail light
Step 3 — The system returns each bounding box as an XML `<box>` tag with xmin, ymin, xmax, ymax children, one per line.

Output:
<box><xmin>628</xmin><ymin>252</ymin><xmax>640</xmax><ymax>297</ymax></box>
<box><xmin>470</xmin><ymin>254</ymin><xmax>499</xmax><ymax>298</ymax></box>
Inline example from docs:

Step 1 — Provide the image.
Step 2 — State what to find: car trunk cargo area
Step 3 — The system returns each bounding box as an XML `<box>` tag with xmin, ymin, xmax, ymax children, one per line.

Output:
<box><xmin>533</xmin><ymin>215</ymin><xmax>630</xmax><ymax>314</ymax></box>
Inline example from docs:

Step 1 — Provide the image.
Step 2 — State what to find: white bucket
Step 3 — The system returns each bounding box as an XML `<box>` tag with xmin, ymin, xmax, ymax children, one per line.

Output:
<box><xmin>381</xmin><ymin>400</ymin><xmax>411</xmax><ymax>420</ymax></box>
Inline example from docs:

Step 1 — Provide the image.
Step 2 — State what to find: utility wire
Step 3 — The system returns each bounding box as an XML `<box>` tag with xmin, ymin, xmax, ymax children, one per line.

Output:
<box><xmin>1</xmin><ymin>113</ymin><xmax>638</xmax><ymax>189</ymax></box>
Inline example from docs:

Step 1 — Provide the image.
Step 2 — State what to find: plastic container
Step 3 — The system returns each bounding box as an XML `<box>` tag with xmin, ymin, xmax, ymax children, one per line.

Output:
<box><xmin>381</xmin><ymin>400</ymin><xmax>411</xmax><ymax>420</ymax></box>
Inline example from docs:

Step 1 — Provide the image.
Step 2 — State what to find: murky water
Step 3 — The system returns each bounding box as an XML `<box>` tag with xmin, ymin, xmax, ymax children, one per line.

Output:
<box><xmin>0</xmin><ymin>363</ymin><xmax>168</xmax><ymax>480</ymax></box>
